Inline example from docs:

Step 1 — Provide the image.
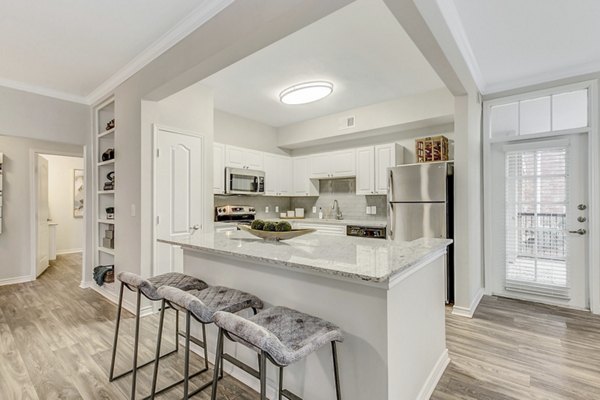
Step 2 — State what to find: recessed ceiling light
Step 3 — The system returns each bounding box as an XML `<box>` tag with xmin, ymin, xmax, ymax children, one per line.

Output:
<box><xmin>279</xmin><ymin>81</ymin><xmax>333</xmax><ymax>105</ymax></box>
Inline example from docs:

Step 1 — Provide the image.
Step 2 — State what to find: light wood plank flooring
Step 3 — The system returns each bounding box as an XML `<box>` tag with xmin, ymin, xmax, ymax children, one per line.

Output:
<box><xmin>2</xmin><ymin>254</ymin><xmax>600</xmax><ymax>399</ymax></box>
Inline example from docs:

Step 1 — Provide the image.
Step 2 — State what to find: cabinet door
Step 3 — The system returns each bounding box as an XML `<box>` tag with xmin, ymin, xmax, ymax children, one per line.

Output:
<box><xmin>293</xmin><ymin>157</ymin><xmax>318</xmax><ymax>196</ymax></box>
<box><xmin>225</xmin><ymin>145</ymin><xmax>245</xmax><ymax>168</ymax></box>
<box><xmin>331</xmin><ymin>149</ymin><xmax>356</xmax><ymax>177</ymax></box>
<box><xmin>278</xmin><ymin>157</ymin><xmax>293</xmax><ymax>195</ymax></box>
<box><xmin>244</xmin><ymin>150</ymin><xmax>264</xmax><ymax>170</ymax></box>
<box><xmin>309</xmin><ymin>153</ymin><xmax>331</xmax><ymax>178</ymax></box>
<box><xmin>356</xmin><ymin>146</ymin><xmax>374</xmax><ymax>195</ymax></box>
<box><xmin>213</xmin><ymin>143</ymin><xmax>225</xmax><ymax>194</ymax></box>
<box><xmin>263</xmin><ymin>153</ymin><xmax>279</xmax><ymax>196</ymax></box>
<box><xmin>375</xmin><ymin>144</ymin><xmax>403</xmax><ymax>194</ymax></box>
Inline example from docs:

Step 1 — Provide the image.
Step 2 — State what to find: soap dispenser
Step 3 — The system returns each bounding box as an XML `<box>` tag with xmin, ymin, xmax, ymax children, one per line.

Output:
<box><xmin>318</xmin><ymin>207</ymin><xmax>323</xmax><ymax>219</ymax></box>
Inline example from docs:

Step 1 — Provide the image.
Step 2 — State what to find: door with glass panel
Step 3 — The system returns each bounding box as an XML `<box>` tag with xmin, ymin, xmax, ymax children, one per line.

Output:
<box><xmin>500</xmin><ymin>136</ymin><xmax>588</xmax><ymax>307</ymax></box>
<box><xmin>485</xmin><ymin>84</ymin><xmax>591</xmax><ymax>308</ymax></box>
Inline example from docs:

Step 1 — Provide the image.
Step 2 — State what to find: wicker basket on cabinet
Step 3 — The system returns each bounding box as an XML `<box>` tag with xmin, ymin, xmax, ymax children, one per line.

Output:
<box><xmin>415</xmin><ymin>135</ymin><xmax>449</xmax><ymax>163</ymax></box>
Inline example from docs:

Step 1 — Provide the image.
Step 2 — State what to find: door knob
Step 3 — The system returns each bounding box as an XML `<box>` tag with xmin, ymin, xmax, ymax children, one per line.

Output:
<box><xmin>189</xmin><ymin>224</ymin><xmax>200</xmax><ymax>231</ymax></box>
<box><xmin>578</xmin><ymin>204</ymin><xmax>587</xmax><ymax>211</ymax></box>
<box><xmin>568</xmin><ymin>228</ymin><xmax>587</xmax><ymax>235</ymax></box>
<box><xmin>577</xmin><ymin>216</ymin><xmax>587</xmax><ymax>223</ymax></box>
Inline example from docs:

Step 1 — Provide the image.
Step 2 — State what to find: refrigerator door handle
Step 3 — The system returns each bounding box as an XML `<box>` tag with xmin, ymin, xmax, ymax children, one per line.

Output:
<box><xmin>388</xmin><ymin>170</ymin><xmax>394</xmax><ymax>238</ymax></box>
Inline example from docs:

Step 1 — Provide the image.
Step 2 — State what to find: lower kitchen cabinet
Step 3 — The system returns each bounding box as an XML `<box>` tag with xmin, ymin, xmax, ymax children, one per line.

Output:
<box><xmin>293</xmin><ymin>222</ymin><xmax>346</xmax><ymax>236</ymax></box>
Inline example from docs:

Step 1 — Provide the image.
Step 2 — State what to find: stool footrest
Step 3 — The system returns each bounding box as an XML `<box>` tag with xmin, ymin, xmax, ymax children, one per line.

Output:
<box><xmin>109</xmin><ymin>347</ymin><xmax>178</xmax><ymax>382</ymax></box>
<box><xmin>178</xmin><ymin>330</ymin><xmax>206</xmax><ymax>349</ymax></box>
<box><xmin>281</xmin><ymin>389</ymin><xmax>303</xmax><ymax>400</ymax></box>
<box><xmin>222</xmin><ymin>352</ymin><xmax>260</xmax><ymax>379</ymax></box>
<box><xmin>141</xmin><ymin>366</ymin><xmax>209</xmax><ymax>400</ymax></box>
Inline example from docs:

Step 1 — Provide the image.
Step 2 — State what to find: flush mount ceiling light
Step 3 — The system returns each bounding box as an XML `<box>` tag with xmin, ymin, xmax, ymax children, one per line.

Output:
<box><xmin>279</xmin><ymin>81</ymin><xmax>333</xmax><ymax>105</ymax></box>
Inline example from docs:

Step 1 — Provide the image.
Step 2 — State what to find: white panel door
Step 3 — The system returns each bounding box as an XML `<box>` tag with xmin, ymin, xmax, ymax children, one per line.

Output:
<box><xmin>278</xmin><ymin>157</ymin><xmax>292</xmax><ymax>195</ymax></box>
<box><xmin>331</xmin><ymin>149</ymin><xmax>356</xmax><ymax>177</ymax></box>
<box><xmin>36</xmin><ymin>155</ymin><xmax>50</xmax><ymax>277</ymax></box>
<box><xmin>155</xmin><ymin>128</ymin><xmax>203</xmax><ymax>276</ymax></box>
<box><xmin>263</xmin><ymin>153</ymin><xmax>279</xmax><ymax>196</ymax></box>
<box><xmin>356</xmin><ymin>146</ymin><xmax>374</xmax><ymax>195</ymax></box>
<box><xmin>213</xmin><ymin>143</ymin><xmax>225</xmax><ymax>194</ymax></box>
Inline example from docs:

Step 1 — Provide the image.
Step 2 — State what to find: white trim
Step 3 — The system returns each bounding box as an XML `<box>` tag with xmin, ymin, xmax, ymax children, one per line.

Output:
<box><xmin>452</xmin><ymin>287</ymin><xmax>484</xmax><ymax>318</ymax></box>
<box><xmin>388</xmin><ymin>248</ymin><xmax>448</xmax><ymax>288</ymax></box>
<box><xmin>86</xmin><ymin>0</ymin><xmax>233</xmax><ymax>105</ymax></box>
<box><xmin>484</xmin><ymin>80</ymin><xmax>595</xmax><ymax>108</ymax></box>
<box><xmin>0</xmin><ymin>275</ymin><xmax>34</xmax><ymax>287</ymax></box>
<box><xmin>416</xmin><ymin>349</ymin><xmax>450</xmax><ymax>400</ymax></box>
<box><xmin>587</xmin><ymin>80</ymin><xmax>600</xmax><ymax>313</ymax></box>
<box><xmin>484</xmin><ymin>60</ymin><xmax>600</xmax><ymax>95</ymax></box>
<box><xmin>0</xmin><ymin>77</ymin><xmax>87</xmax><ymax>104</ymax></box>
<box><xmin>56</xmin><ymin>248</ymin><xmax>83</xmax><ymax>255</ymax></box>
<box><xmin>435</xmin><ymin>0</ymin><xmax>485</xmax><ymax>92</ymax></box>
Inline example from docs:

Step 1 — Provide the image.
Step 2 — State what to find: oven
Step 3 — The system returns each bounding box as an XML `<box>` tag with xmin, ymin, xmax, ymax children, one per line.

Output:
<box><xmin>225</xmin><ymin>167</ymin><xmax>265</xmax><ymax>195</ymax></box>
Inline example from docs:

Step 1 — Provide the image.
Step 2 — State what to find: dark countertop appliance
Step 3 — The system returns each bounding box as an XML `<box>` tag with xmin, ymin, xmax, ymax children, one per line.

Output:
<box><xmin>388</xmin><ymin>161</ymin><xmax>454</xmax><ymax>303</ymax></box>
<box><xmin>346</xmin><ymin>225</ymin><xmax>386</xmax><ymax>239</ymax></box>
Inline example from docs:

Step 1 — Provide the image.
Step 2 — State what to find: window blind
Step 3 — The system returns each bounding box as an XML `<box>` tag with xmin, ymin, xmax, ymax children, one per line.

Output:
<box><xmin>504</xmin><ymin>146</ymin><xmax>570</xmax><ymax>298</ymax></box>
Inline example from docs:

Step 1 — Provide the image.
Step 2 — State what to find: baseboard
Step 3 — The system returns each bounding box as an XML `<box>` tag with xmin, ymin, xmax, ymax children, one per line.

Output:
<box><xmin>56</xmin><ymin>248</ymin><xmax>83</xmax><ymax>255</ymax></box>
<box><xmin>0</xmin><ymin>274</ymin><xmax>34</xmax><ymax>287</ymax></box>
<box><xmin>85</xmin><ymin>281</ymin><xmax>153</xmax><ymax>317</ymax></box>
<box><xmin>416</xmin><ymin>349</ymin><xmax>450</xmax><ymax>400</ymax></box>
<box><xmin>452</xmin><ymin>287</ymin><xmax>485</xmax><ymax>318</ymax></box>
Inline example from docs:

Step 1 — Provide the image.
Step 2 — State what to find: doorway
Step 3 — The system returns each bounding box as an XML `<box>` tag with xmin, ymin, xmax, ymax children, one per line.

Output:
<box><xmin>483</xmin><ymin>81</ymin><xmax>599</xmax><ymax>311</ymax></box>
<box><xmin>152</xmin><ymin>126</ymin><xmax>204</xmax><ymax>277</ymax></box>
<box><xmin>33</xmin><ymin>152</ymin><xmax>85</xmax><ymax>281</ymax></box>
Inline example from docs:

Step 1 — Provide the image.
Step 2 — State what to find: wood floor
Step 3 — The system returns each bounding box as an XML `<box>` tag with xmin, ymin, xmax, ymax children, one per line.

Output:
<box><xmin>2</xmin><ymin>255</ymin><xmax>600</xmax><ymax>399</ymax></box>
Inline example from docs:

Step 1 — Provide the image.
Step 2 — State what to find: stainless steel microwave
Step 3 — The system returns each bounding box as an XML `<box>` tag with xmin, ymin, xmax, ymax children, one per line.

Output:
<box><xmin>225</xmin><ymin>167</ymin><xmax>265</xmax><ymax>195</ymax></box>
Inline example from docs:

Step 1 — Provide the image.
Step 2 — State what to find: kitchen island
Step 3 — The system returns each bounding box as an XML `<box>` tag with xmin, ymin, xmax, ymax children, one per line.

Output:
<box><xmin>159</xmin><ymin>231</ymin><xmax>452</xmax><ymax>400</ymax></box>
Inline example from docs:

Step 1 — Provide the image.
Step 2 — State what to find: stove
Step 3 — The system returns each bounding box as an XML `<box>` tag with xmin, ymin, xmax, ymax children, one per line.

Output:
<box><xmin>215</xmin><ymin>205</ymin><xmax>256</xmax><ymax>224</ymax></box>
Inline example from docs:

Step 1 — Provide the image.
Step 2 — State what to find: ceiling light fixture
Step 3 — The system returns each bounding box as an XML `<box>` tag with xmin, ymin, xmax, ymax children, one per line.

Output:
<box><xmin>279</xmin><ymin>81</ymin><xmax>333</xmax><ymax>105</ymax></box>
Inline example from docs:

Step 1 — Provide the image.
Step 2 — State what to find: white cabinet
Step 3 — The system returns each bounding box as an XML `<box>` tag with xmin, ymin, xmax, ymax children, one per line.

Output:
<box><xmin>356</xmin><ymin>143</ymin><xmax>404</xmax><ymax>195</ymax></box>
<box><xmin>264</xmin><ymin>154</ymin><xmax>292</xmax><ymax>196</ymax></box>
<box><xmin>213</xmin><ymin>142</ymin><xmax>225</xmax><ymax>194</ymax></box>
<box><xmin>292</xmin><ymin>157</ymin><xmax>319</xmax><ymax>196</ymax></box>
<box><xmin>293</xmin><ymin>222</ymin><xmax>346</xmax><ymax>236</ymax></box>
<box><xmin>309</xmin><ymin>149</ymin><xmax>356</xmax><ymax>179</ymax></box>
<box><xmin>225</xmin><ymin>145</ymin><xmax>264</xmax><ymax>170</ymax></box>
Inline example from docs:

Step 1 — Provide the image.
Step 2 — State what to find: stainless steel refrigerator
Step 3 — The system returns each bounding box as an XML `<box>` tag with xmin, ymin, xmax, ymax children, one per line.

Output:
<box><xmin>387</xmin><ymin>161</ymin><xmax>454</xmax><ymax>303</ymax></box>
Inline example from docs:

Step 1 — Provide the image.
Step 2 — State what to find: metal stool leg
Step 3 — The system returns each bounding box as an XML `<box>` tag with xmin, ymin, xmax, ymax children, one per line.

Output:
<box><xmin>211</xmin><ymin>328</ymin><xmax>224</xmax><ymax>400</ymax></box>
<box><xmin>183</xmin><ymin>311</ymin><xmax>192</xmax><ymax>399</ymax></box>
<box><xmin>130</xmin><ymin>289</ymin><xmax>142</xmax><ymax>400</ymax></box>
<box><xmin>175</xmin><ymin>308</ymin><xmax>180</xmax><ymax>352</ymax></box>
<box><xmin>109</xmin><ymin>282</ymin><xmax>125</xmax><ymax>381</ymax></box>
<box><xmin>278</xmin><ymin>366</ymin><xmax>284</xmax><ymax>400</ymax></box>
<box><xmin>202</xmin><ymin>323</ymin><xmax>209</xmax><ymax>370</ymax></box>
<box><xmin>259</xmin><ymin>351</ymin><xmax>267</xmax><ymax>400</ymax></box>
<box><xmin>149</xmin><ymin>300</ymin><xmax>167</xmax><ymax>399</ymax></box>
<box><xmin>332</xmin><ymin>342</ymin><xmax>342</xmax><ymax>400</ymax></box>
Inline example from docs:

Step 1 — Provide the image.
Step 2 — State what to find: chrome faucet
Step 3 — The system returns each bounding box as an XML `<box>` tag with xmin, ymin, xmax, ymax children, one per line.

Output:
<box><xmin>332</xmin><ymin>200</ymin><xmax>343</xmax><ymax>220</ymax></box>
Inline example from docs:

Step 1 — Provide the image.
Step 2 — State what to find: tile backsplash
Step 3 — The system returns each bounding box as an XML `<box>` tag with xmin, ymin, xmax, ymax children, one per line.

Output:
<box><xmin>215</xmin><ymin>178</ymin><xmax>387</xmax><ymax>222</ymax></box>
<box><xmin>291</xmin><ymin>179</ymin><xmax>387</xmax><ymax>221</ymax></box>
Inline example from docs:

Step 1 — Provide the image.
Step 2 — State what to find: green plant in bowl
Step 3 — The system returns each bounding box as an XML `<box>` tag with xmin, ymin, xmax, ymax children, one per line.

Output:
<box><xmin>250</xmin><ymin>219</ymin><xmax>265</xmax><ymax>230</ymax></box>
<box><xmin>263</xmin><ymin>221</ymin><xmax>277</xmax><ymax>231</ymax></box>
<box><xmin>275</xmin><ymin>221</ymin><xmax>292</xmax><ymax>232</ymax></box>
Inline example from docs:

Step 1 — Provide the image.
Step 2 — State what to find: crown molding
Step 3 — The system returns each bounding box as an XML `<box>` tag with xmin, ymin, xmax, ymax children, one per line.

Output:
<box><xmin>85</xmin><ymin>0</ymin><xmax>233</xmax><ymax>105</ymax></box>
<box><xmin>483</xmin><ymin>59</ymin><xmax>600</xmax><ymax>95</ymax></box>
<box><xmin>435</xmin><ymin>0</ymin><xmax>486</xmax><ymax>93</ymax></box>
<box><xmin>0</xmin><ymin>77</ymin><xmax>87</xmax><ymax>104</ymax></box>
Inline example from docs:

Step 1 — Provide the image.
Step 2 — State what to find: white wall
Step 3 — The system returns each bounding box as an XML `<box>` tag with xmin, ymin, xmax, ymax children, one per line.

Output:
<box><xmin>44</xmin><ymin>154</ymin><xmax>84</xmax><ymax>254</ymax></box>
<box><xmin>277</xmin><ymin>88</ymin><xmax>454</xmax><ymax>149</ymax></box>
<box><xmin>0</xmin><ymin>135</ymin><xmax>83</xmax><ymax>283</ymax></box>
<box><xmin>215</xmin><ymin>110</ymin><xmax>289</xmax><ymax>155</ymax></box>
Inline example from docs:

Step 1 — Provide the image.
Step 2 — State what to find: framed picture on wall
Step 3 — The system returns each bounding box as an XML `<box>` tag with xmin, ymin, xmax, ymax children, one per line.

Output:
<box><xmin>73</xmin><ymin>169</ymin><xmax>84</xmax><ymax>218</ymax></box>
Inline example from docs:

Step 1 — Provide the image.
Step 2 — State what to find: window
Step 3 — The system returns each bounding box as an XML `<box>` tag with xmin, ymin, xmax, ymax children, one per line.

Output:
<box><xmin>504</xmin><ymin>145</ymin><xmax>569</xmax><ymax>297</ymax></box>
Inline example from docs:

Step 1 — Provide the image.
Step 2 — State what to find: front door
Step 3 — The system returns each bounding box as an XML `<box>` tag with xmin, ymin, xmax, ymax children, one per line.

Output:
<box><xmin>37</xmin><ymin>155</ymin><xmax>50</xmax><ymax>277</ymax></box>
<box><xmin>493</xmin><ymin>134</ymin><xmax>588</xmax><ymax>308</ymax></box>
<box><xmin>154</xmin><ymin>127</ymin><xmax>203</xmax><ymax>276</ymax></box>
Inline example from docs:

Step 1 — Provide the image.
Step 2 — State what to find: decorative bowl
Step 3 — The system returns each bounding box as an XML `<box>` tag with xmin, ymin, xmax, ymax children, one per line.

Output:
<box><xmin>238</xmin><ymin>224</ymin><xmax>316</xmax><ymax>241</ymax></box>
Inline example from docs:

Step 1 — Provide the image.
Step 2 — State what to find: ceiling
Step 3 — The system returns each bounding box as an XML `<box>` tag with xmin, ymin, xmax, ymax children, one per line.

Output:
<box><xmin>0</xmin><ymin>0</ymin><xmax>230</xmax><ymax>103</ymax></box>
<box><xmin>449</xmin><ymin>0</ymin><xmax>600</xmax><ymax>93</ymax></box>
<box><xmin>201</xmin><ymin>0</ymin><xmax>446</xmax><ymax>128</ymax></box>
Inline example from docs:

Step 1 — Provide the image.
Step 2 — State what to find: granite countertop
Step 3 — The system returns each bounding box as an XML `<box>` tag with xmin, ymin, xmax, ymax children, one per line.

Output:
<box><xmin>159</xmin><ymin>231</ymin><xmax>451</xmax><ymax>285</ymax></box>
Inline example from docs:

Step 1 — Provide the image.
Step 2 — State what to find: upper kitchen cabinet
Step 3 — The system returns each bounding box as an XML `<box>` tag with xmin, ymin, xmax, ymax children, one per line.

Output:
<box><xmin>225</xmin><ymin>145</ymin><xmax>264</xmax><ymax>170</ymax></box>
<box><xmin>309</xmin><ymin>149</ymin><xmax>356</xmax><ymax>179</ymax></box>
<box><xmin>213</xmin><ymin>142</ymin><xmax>225</xmax><ymax>194</ymax></box>
<box><xmin>293</xmin><ymin>157</ymin><xmax>319</xmax><ymax>196</ymax></box>
<box><xmin>356</xmin><ymin>143</ymin><xmax>404</xmax><ymax>195</ymax></box>
<box><xmin>264</xmin><ymin>154</ymin><xmax>292</xmax><ymax>196</ymax></box>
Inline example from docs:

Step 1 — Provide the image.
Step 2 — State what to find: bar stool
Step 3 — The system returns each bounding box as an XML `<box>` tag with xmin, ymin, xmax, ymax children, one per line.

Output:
<box><xmin>149</xmin><ymin>285</ymin><xmax>264</xmax><ymax>399</ymax></box>
<box><xmin>109</xmin><ymin>272</ymin><xmax>208</xmax><ymax>399</ymax></box>
<box><xmin>211</xmin><ymin>306</ymin><xmax>344</xmax><ymax>400</ymax></box>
